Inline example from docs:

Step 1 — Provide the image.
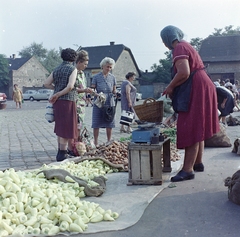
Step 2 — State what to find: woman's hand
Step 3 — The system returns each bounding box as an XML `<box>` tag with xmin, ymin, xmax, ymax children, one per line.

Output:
<box><xmin>85</xmin><ymin>87</ymin><xmax>93</xmax><ymax>94</ymax></box>
<box><xmin>49</xmin><ymin>93</ymin><xmax>59</xmax><ymax>104</ymax></box>
<box><xmin>221</xmin><ymin>102</ymin><xmax>226</xmax><ymax>108</ymax></box>
<box><xmin>162</xmin><ymin>84</ymin><xmax>174</xmax><ymax>99</ymax></box>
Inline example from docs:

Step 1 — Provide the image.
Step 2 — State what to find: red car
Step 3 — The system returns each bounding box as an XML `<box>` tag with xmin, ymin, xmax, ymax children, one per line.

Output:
<box><xmin>0</xmin><ymin>92</ymin><xmax>7</xmax><ymax>109</ymax></box>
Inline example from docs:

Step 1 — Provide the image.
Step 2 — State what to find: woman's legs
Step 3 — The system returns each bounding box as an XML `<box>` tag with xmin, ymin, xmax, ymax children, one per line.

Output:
<box><xmin>93</xmin><ymin>128</ymin><xmax>99</xmax><ymax>146</ymax></box>
<box><xmin>171</xmin><ymin>141</ymin><xmax>204</xmax><ymax>182</ymax></box>
<box><xmin>56</xmin><ymin>137</ymin><xmax>69</xmax><ymax>161</ymax></box>
<box><xmin>106</xmin><ymin>128</ymin><xmax>112</xmax><ymax>142</ymax></box>
<box><xmin>195</xmin><ymin>141</ymin><xmax>204</xmax><ymax>165</ymax></box>
<box><xmin>182</xmin><ymin>141</ymin><xmax>203</xmax><ymax>172</ymax></box>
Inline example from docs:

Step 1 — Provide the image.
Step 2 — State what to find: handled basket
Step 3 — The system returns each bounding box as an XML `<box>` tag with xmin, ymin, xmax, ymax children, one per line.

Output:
<box><xmin>134</xmin><ymin>98</ymin><xmax>163</xmax><ymax>123</ymax></box>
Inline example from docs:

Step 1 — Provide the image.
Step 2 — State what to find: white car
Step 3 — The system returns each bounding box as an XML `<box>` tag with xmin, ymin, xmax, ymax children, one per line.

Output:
<box><xmin>22</xmin><ymin>90</ymin><xmax>38</xmax><ymax>101</ymax></box>
<box><xmin>23</xmin><ymin>89</ymin><xmax>53</xmax><ymax>101</ymax></box>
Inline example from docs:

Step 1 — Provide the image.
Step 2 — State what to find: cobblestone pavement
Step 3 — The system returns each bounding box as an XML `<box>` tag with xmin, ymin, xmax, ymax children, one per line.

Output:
<box><xmin>0</xmin><ymin>100</ymin><xmax>133</xmax><ymax>171</ymax></box>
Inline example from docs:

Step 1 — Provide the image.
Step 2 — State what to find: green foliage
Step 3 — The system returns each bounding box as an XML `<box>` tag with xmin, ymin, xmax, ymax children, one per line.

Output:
<box><xmin>190</xmin><ymin>37</ymin><xmax>203</xmax><ymax>52</ymax></box>
<box><xmin>150</xmin><ymin>51</ymin><xmax>172</xmax><ymax>83</ymax></box>
<box><xmin>42</xmin><ymin>48</ymin><xmax>62</xmax><ymax>73</ymax></box>
<box><xmin>119</xmin><ymin>135</ymin><xmax>132</xmax><ymax>142</ymax></box>
<box><xmin>18</xmin><ymin>42</ymin><xmax>62</xmax><ymax>73</ymax></box>
<box><xmin>210</xmin><ymin>25</ymin><xmax>240</xmax><ymax>36</ymax></box>
<box><xmin>0</xmin><ymin>54</ymin><xmax>10</xmax><ymax>87</ymax></box>
<box><xmin>19</xmin><ymin>42</ymin><xmax>47</xmax><ymax>62</ymax></box>
<box><xmin>162</xmin><ymin>128</ymin><xmax>176</xmax><ymax>143</ymax></box>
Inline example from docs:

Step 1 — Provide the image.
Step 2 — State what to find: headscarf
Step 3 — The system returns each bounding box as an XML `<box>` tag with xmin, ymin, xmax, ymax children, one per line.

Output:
<box><xmin>160</xmin><ymin>25</ymin><xmax>184</xmax><ymax>49</ymax></box>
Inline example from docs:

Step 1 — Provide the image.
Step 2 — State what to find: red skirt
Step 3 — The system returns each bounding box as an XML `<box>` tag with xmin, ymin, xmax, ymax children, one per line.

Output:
<box><xmin>177</xmin><ymin>70</ymin><xmax>220</xmax><ymax>149</ymax></box>
<box><xmin>53</xmin><ymin>100</ymin><xmax>78</xmax><ymax>139</ymax></box>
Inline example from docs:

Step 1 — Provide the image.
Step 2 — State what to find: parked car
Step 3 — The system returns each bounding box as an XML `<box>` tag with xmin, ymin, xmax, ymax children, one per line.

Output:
<box><xmin>23</xmin><ymin>89</ymin><xmax>53</xmax><ymax>101</ymax></box>
<box><xmin>0</xmin><ymin>92</ymin><xmax>7</xmax><ymax>109</ymax></box>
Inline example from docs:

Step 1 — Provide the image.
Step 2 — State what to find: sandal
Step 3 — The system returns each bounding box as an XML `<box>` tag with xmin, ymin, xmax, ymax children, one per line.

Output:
<box><xmin>171</xmin><ymin>170</ymin><xmax>195</xmax><ymax>182</ymax></box>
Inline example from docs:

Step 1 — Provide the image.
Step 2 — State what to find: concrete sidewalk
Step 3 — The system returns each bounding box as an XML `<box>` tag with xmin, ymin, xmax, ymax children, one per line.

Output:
<box><xmin>1</xmin><ymin>100</ymin><xmax>240</xmax><ymax>237</ymax></box>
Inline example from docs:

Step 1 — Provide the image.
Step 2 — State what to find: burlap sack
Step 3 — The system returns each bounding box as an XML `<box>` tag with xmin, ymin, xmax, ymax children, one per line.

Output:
<box><xmin>224</xmin><ymin>170</ymin><xmax>240</xmax><ymax>205</ymax></box>
<box><xmin>205</xmin><ymin>123</ymin><xmax>232</xmax><ymax>147</ymax></box>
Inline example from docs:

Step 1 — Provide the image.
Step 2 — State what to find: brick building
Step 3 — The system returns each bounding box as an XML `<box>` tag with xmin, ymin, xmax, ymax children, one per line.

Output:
<box><xmin>7</xmin><ymin>55</ymin><xmax>49</xmax><ymax>98</ymax></box>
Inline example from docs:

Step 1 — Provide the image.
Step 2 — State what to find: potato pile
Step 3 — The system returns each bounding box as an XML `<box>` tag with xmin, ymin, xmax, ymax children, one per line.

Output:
<box><xmin>84</xmin><ymin>141</ymin><xmax>129</xmax><ymax>170</ymax></box>
<box><xmin>83</xmin><ymin>139</ymin><xmax>181</xmax><ymax>171</ymax></box>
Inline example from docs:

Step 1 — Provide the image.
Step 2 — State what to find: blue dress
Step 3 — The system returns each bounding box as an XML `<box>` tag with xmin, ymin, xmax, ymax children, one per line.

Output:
<box><xmin>91</xmin><ymin>72</ymin><xmax>116</xmax><ymax>128</ymax></box>
<box><xmin>121</xmin><ymin>80</ymin><xmax>137</xmax><ymax>112</ymax></box>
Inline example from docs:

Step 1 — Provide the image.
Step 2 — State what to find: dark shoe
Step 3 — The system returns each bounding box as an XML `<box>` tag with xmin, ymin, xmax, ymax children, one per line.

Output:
<box><xmin>67</xmin><ymin>149</ymin><xmax>77</xmax><ymax>157</ymax></box>
<box><xmin>171</xmin><ymin>170</ymin><xmax>195</xmax><ymax>182</ymax></box>
<box><xmin>56</xmin><ymin>150</ymin><xmax>68</xmax><ymax>162</ymax></box>
<box><xmin>193</xmin><ymin>163</ymin><xmax>204</xmax><ymax>172</ymax></box>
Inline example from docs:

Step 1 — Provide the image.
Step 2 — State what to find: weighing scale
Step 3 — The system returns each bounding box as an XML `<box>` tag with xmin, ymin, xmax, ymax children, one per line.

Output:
<box><xmin>131</xmin><ymin>122</ymin><xmax>160</xmax><ymax>144</ymax></box>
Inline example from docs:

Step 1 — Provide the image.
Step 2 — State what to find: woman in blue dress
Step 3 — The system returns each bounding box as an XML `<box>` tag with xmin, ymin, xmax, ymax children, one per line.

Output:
<box><xmin>120</xmin><ymin>72</ymin><xmax>137</xmax><ymax>133</ymax></box>
<box><xmin>91</xmin><ymin>57</ymin><xmax>117</xmax><ymax>145</ymax></box>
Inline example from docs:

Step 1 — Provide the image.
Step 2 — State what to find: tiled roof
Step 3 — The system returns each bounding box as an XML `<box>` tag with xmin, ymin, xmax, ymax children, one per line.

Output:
<box><xmin>8</xmin><ymin>57</ymin><xmax>31</xmax><ymax>70</ymax></box>
<box><xmin>199</xmin><ymin>35</ymin><xmax>240</xmax><ymax>62</ymax></box>
<box><xmin>79</xmin><ymin>43</ymin><xmax>140</xmax><ymax>73</ymax></box>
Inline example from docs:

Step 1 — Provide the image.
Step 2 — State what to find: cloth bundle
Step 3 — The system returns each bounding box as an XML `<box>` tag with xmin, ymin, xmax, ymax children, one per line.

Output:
<box><xmin>224</xmin><ymin>170</ymin><xmax>240</xmax><ymax>205</ymax></box>
<box><xmin>94</xmin><ymin>92</ymin><xmax>106</xmax><ymax>108</ymax></box>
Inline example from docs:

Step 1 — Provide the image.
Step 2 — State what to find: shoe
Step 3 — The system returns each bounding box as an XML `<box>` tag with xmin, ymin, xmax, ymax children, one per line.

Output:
<box><xmin>67</xmin><ymin>149</ymin><xmax>77</xmax><ymax>157</ymax></box>
<box><xmin>171</xmin><ymin>170</ymin><xmax>195</xmax><ymax>182</ymax></box>
<box><xmin>56</xmin><ymin>150</ymin><xmax>69</xmax><ymax>162</ymax></box>
<box><xmin>120</xmin><ymin>128</ymin><xmax>127</xmax><ymax>133</ymax></box>
<box><xmin>193</xmin><ymin>163</ymin><xmax>204</xmax><ymax>172</ymax></box>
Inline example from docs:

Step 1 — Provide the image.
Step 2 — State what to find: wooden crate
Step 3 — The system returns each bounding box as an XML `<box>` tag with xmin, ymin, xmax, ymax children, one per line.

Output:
<box><xmin>127</xmin><ymin>138</ymin><xmax>172</xmax><ymax>185</ymax></box>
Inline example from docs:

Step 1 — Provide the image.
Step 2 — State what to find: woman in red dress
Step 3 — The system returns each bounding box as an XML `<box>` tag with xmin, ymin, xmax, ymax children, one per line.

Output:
<box><xmin>160</xmin><ymin>25</ymin><xmax>220</xmax><ymax>182</ymax></box>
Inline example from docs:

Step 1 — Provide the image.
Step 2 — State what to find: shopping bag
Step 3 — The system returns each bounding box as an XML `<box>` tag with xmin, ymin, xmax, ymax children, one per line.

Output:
<box><xmin>45</xmin><ymin>102</ymin><xmax>54</xmax><ymax>123</ymax></box>
<box><xmin>120</xmin><ymin>110</ymin><xmax>134</xmax><ymax>126</ymax></box>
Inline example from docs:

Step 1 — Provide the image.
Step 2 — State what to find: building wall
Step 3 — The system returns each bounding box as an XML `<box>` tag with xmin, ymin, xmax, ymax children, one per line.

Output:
<box><xmin>205</xmin><ymin>61</ymin><xmax>240</xmax><ymax>82</ymax></box>
<box><xmin>113</xmin><ymin>50</ymin><xmax>139</xmax><ymax>87</ymax></box>
<box><xmin>9</xmin><ymin>57</ymin><xmax>49</xmax><ymax>98</ymax></box>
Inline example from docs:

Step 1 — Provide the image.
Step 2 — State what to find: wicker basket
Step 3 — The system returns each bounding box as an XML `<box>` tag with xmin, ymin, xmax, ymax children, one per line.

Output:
<box><xmin>134</xmin><ymin>98</ymin><xmax>163</xmax><ymax>123</ymax></box>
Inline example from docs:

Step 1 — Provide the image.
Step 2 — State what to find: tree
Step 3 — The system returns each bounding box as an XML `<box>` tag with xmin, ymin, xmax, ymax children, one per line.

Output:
<box><xmin>19</xmin><ymin>42</ymin><xmax>62</xmax><ymax>72</ymax></box>
<box><xmin>42</xmin><ymin>48</ymin><xmax>62</xmax><ymax>73</ymax></box>
<box><xmin>210</xmin><ymin>25</ymin><xmax>240</xmax><ymax>36</ymax></box>
<box><xmin>0</xmin><ymin>54</ymin><xmax>10</xmax><ymax>87</ymax></box>
<box><xmin>151</xmin><ymin>51</ymin><xmax>172</xmax><ymax>83</ymax></box>
<box><xmin>18</xmin><ymin>42</ymin><xmax>48</xmax><ymax>62</ymax></box>
<box><xmin>190</xmin><ymin>37</ymin><xmax>203</xmax><ymax>52</ymax></box>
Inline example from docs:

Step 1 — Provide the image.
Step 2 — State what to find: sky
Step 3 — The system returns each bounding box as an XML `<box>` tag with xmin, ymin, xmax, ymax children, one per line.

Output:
<box><xmin>0</xmin><ymin>0</ymin><xmax>239</xmax><ymax>72</ymax></box>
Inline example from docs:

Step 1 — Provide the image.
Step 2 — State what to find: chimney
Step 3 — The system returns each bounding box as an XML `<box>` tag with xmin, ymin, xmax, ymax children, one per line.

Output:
<box><xmin>145</xmin><ymin>70</ymin><xmax>148</xmax><ymax>73</ymax></box>
<box><xmin>12</xmin><ymin>54</ymin><xmax>16</xmax><ymax>59</ymax></box>
<box><xmin>110</xmin><ymin>41</ymin><xmax>115</xmax><ymax>46</ymax></box>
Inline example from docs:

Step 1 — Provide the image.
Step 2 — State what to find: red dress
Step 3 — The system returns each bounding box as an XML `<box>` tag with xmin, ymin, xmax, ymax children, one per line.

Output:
<box><xmin>173</xmin><ymin>41</ymin><xmax>220</xmax><ymax>149</ymax></box>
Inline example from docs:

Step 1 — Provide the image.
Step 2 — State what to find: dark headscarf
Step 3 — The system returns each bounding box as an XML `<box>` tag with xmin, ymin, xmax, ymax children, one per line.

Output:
<box><xmin>160</xmin><ymin>25</ymin><xmax>184</xmax><ymax>49</ymax></box>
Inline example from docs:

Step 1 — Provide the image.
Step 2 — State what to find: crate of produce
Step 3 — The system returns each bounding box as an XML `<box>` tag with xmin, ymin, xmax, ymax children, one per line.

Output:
<box><xmin>134</xmin><ymin>98</ymin><xmax>163</xmax><ymax>124</ymax></box>
<box><xmin>127</xmin><ymin>138</ymin><xmax>172</xmax><ymax>185</ymax></box>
